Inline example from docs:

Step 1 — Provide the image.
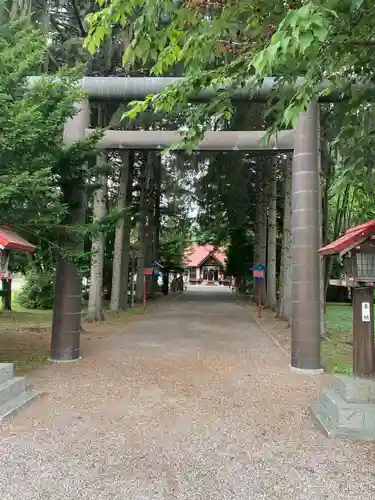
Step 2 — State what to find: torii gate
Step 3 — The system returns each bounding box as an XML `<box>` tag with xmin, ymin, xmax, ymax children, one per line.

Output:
<box><xmin>54</xmin><ymin>76</ymin><xmax>322</xmax><ymax>374</ymax></box>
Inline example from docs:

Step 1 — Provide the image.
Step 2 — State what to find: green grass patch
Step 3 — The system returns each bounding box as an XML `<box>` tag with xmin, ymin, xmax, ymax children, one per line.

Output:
<box><xmin>0</xmin><ymin>295</ymin><xmax>146</xmax><ymax>372</ymax></box>
<box><xmin>0</xmin><ymin>297</ymin><xmax>51</xmax><ymax>374</ymax></box>
<box><xmin>323</xmin><ymin>303</ymin><xmax>354</xmax><ymax>374</ymax></box>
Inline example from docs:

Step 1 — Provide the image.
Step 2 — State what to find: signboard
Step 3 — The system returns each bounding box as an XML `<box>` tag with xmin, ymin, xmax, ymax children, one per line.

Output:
<box><xmin>250</xmin><ymin>264</ymin><xmax>266</xmax><ymax>318</ymax></box>
<box><xmin>250</xmin><ymin>264</ymin><xmax>266</xmax><ymax>281</ymax></box>
<box><xmin>362</xmin><ymin>302</ymin><xmax>371</xmax><ymax>322</ymax></box>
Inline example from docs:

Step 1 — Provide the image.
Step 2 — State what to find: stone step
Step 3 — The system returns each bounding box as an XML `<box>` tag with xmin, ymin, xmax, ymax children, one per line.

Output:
<box><xmin>0</xmin><ymin>377</ymin><xmax>26</xmax><ymax>407</ymax></box>
<box><xmin>320</xmin><ymin>389</ymin><xmax>367</xmax><ymax>427</ymax></box>
<box><xmin>0</xmin><ymin>389</ymin><xmax>39</xmax><ymax>423</ymax></box>
<box><xmin>0</xmin><ymin>363</ymin><xmax>14</xmax><ymax>384</ymax></box>
<box><xmin>311</xmin><ymin>388</ymin><xmax>375</xmax><ymax>440</ymax></box>
<box><xmin>310</xmin><ymin>400</ymin><xmax>337</xmax><ymax>437</ymax></box>
<box><xmin>332</xmin><ymin>374</ymin><xmax>375</xmax><ymax>404</ymax></box>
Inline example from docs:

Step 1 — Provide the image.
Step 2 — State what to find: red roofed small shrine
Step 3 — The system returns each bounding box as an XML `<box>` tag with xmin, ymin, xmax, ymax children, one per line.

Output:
<box><xmin>0</xmin><ymin>226</ymin><xmax>36</xmax><ymax>310</ymax></box>
<box><xmin>0</xmin><ymin>225</ymin><xmax>36</xmax><ymax>253</ymax></box>
<box><xmin>318</xmin><ymin>220</ymin><xmax>375</xmax><ymax>257</ymax></box>
<box><xmin>184</xmin><ymin>244</ymin><xmax>229</xmax><ymax>285</ymax></box>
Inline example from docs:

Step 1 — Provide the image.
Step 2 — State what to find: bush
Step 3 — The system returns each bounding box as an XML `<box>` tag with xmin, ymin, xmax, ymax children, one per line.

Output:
<box><xmin>18</xmin><ymin>268</ymin><xmax>55</xmax><ymax>309</ymax></box>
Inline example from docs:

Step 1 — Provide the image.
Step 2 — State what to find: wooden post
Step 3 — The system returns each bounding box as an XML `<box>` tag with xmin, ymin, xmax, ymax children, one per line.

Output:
<box><xmin>143</xmin><ymin>276</ymin><xmax>147</xmax><ymax>311</ymax></box>
<box><xmin>353</xmin><ymin>286</ymin><xmax>375</xmax><ymax>377</ymax></box>
<box><xmin>1</xmin><ymin>278</ymin><xmax>11</xmax><ymax>311</ymax></box>
<box><xmin>162</xmin><ymin>271</ymin><xmax>169</xmax><ymax>295</ymax></box>
<box><xmin>258</xmin><ymin>281</ymin><xmax>262</xmax><ymax>318</ymax></box>
<box><xmin>130</xmin><ymin>250</ymin><xmax>136</xmax><ymax>308</ymax></box>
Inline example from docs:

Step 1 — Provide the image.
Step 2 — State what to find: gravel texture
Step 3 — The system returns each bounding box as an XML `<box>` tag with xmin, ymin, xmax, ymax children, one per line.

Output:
<box><xmin>1</xmin><ymin>286</ymin><xmax>375</xmax><ymax>499</ymax></box>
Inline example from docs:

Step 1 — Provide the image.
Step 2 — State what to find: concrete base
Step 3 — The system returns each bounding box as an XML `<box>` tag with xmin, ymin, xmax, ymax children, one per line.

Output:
<box><xmin>290</xmin><ymin>365</ymin><xmax>324</xmax><ymax>375</ymax></box>
<box><xmin>311</xmin><ymin>374</ymin><xmax>375</xmax><ymax>440</ymax></box>
<box><xmin>48</xmin><ymin>356</ymin><xmax>82</xmax><ymax>363</ymax></box>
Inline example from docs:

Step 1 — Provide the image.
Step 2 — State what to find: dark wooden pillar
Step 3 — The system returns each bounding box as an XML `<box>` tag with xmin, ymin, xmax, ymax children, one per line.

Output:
<box><xmin>353</xmin><ymin>286</ymin><xmax>375</xmax><ymax>377</ymax></box>
<box><xmin>291</xmin><ymin>103</ymin><xmax>322</xmax><ymax>372</ymax></box>
<box><xmin>1</xmin><ymin>278</ymin><xmax>11</xmax><ymax>311</ymax></box>
<box><xmin>50</xmin><ymin>260</ymin><xmax>81</xmax><ymax>360</ymax></box>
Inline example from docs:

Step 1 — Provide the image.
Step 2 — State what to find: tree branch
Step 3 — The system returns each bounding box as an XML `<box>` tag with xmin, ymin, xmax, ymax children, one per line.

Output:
<box><xmin>71</xmin><ymin>0</ymin><xmax>87</xmax><ymax>37</ymax></box>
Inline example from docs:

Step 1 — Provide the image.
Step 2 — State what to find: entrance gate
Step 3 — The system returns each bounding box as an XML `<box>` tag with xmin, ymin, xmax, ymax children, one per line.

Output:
<box><xmin>53</xmin><ymin>76</ymin><xmax>322</xmax><ymax>373</ymax></box>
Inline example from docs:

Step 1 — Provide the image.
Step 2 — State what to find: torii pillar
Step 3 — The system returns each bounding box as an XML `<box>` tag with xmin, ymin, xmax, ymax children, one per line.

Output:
<box><xmin>291</xmin><ymin>103</ymin><xmax>322</xmax><ymax>373</ymax></box>
<box><xmin>50</xmin><ymin>101</ymin><xmax>89</xmax><ymax>362</ymax></box>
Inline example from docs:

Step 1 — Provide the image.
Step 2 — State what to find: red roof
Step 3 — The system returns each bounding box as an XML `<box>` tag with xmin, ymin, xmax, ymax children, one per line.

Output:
<box><xmin>184</xmin><ymin>244</ymin><xmax>226</xmax><ymax>267</ymax></box>
<box><xmin>318</xmin><ymin>220</ymin><xmax>375</xmax><ymax>256</ymax></box>
<box><xmin>0</xmin><ymin>226</ymin><xmax>36</xmax><ymax>253</ymax></box>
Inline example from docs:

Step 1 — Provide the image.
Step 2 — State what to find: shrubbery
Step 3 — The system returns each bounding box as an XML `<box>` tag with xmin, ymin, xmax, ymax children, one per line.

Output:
<box><xmin>18</xmin><ymin>269</ymin><xmax>55</xmax><ymax>310</ymax></box>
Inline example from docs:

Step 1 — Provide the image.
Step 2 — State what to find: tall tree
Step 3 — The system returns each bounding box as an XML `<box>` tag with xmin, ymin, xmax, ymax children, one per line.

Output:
<box><xmin>87</xmin><ymin>153</ymin><xmax>107</xmax><ymax>322</ymax></box>
<box><xmin>0</xmin><ymin>17</ymin><xmax>92</xmax><ymax>239</ymax></box>
<box><xmin>266</xmin><ymin>158</ymin><xmax>277</xmax><ymax>311</ymax></box>
<box><xmin>278</xmin><ymin>156</ymin><xmax>292</xmax><ymax>321</ymax></box>
<box><xmin>110</xmin><ymin>151</ymin><xmax>133</xmax><ymax>310</ymax></box>
<box><xmin>135</xmin><ymin>153</ymin><xmax>148</xmax><ymax>302</ymax></box>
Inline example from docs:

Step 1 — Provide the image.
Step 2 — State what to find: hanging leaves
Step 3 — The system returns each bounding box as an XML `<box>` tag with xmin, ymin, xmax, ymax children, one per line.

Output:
<box><xmin>86</xmin><ymin>0</ymin><xmax>375</xmax><ymax>158</ymax></box>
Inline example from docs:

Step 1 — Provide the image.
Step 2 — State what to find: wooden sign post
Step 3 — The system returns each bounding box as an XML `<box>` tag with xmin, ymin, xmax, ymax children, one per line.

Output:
<box><xmin>251</xmin><ymin>265</ymin><xmax>266</xmax><ymax>318</ymax></box>
<box><xmin>353</xmin><ymin>285</ymin><xmax>375</xmax><ymax>377</ymax></box>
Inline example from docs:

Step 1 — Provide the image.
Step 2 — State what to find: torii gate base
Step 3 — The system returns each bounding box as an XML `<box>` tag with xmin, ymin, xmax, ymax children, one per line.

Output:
<box><xmin>311</xmin><ymin>375</ymin><xmax>375</xmax><ymax>440</ymax></box>
<box><xmin>50</xmin><ymin>96</ymin><xmax>322</xmax><ymax>375</ymax></box>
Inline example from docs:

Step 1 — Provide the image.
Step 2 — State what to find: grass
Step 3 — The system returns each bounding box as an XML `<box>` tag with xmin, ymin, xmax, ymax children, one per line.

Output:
<box><xmin>0</xmin><ymin>294</ymin><xmax>145</xmax><ymax>374</ymax></box>
<box><xmin>248</xmin><ymin>299</ymin><xmax>358</xmax><ymax>375</ymax></box>
<box><xmin>0</xmin><ymin>299</ymin><xmax>51</xmax><ymax>374</ymax></box>
<box><xmin>323</xmin><ymin>303</ymin><xmax>355</xmax><ymax>374</ymax></box>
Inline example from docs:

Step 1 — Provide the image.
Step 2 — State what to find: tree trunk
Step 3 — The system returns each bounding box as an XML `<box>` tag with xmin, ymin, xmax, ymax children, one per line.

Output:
<box><xmin>129</xmin><ymin>250</ymin><xmax>136</xmax><ymax>307</ymax></box>
<box><xmin>119</xmin><ymin>151</ymin><xmax>134</xmax><ymax>309</ymax></box>
<box><xmin>151</xmin><ymin>154</ymin><xmax>162</xmax><ymax>297</ymax></box>
<box><xmin>266</xmin><ymin>159</ymin><xmax>277</xmax><ymax>311</ymax></box>
<box><xmin>320</xmin><ymin>115</ymin><xmax>336</xmax><ymax>308</ymax></box>
<box><xmin>254</xmin><ymin>167</ymin><xmax>261</xmax><ymax>265</ymax></box>
<box><xmin>253</xmin><ymin>168</ymin><xmax>262</xmax><ymax>300</ymax></box>
<box><xmin>324</xmin><ymin>186</ymin><xmax>349</xmax><ymax>302</ymax></box>
<box><xmin>278</xmin><ymin>157</ymin><xmax>287</xmax><ymax>317</ymax></box>
<box><xmin>145</xmin><ymin>153</ymin><xmax>157</xmax><ymax>299</ymax></box>
<box><xmin>110</xmin><ymin>151</ymin><xmax>131</xmax><ymax>311</ymax></box>
<box><xmin>279</xmin><ymin>156</ymin><xmax>292</xmax><ymax>322</ymax></box>
<box><xmin>87</xmin><ymin>155</ymin><xmax>107</xmax><ymax>322</ymax></box>
<box><xmin>136</xmin><ymin>154</ymin><xmax>148</xmax><ymax>302</ymax></box>
<box><xmin>154</xmin><ymin>154</ymin><xmax>162</xmax><ymax>261</ymax></box>
<box><xmin>259</xmin><ymin>158</ymin><xmax>269</xmax><ymax>306</ymax></box>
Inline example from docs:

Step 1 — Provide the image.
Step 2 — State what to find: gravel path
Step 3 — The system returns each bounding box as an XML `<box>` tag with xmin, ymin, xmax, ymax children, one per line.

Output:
<box><xmin>1</xmin><ymin>286</ymin><xmax>375</xmax><ymax>499</ymax></box>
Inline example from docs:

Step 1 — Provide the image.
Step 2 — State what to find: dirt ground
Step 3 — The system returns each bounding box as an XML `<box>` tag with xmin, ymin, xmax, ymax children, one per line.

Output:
<box><xmin>245</xmin><ymin>301</ymin><xmax>291</xmax><ymax>354</ymax></box>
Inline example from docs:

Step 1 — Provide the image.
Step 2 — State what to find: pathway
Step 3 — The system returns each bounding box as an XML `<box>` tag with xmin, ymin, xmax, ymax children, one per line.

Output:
<box><xmin>1</xmin><ymin>286</ymin><xmax>375</xmax><ymax>499</ymax></box>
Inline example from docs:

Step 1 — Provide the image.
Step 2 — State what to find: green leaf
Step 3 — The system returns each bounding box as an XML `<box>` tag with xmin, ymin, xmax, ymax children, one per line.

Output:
<box><xmin>350</xmin><ymin>0</ymin><xmax>364</xmax><ymax>10</ymax></box>
<box><xmin>299</xmin><ymin>31</ymin><xmax>315</xmax><ymax>53</ymax></box>
<box><xmin>313</xmin><ymin>24</ymin><xmax>329</xmax><ymax>42</ymax></box>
